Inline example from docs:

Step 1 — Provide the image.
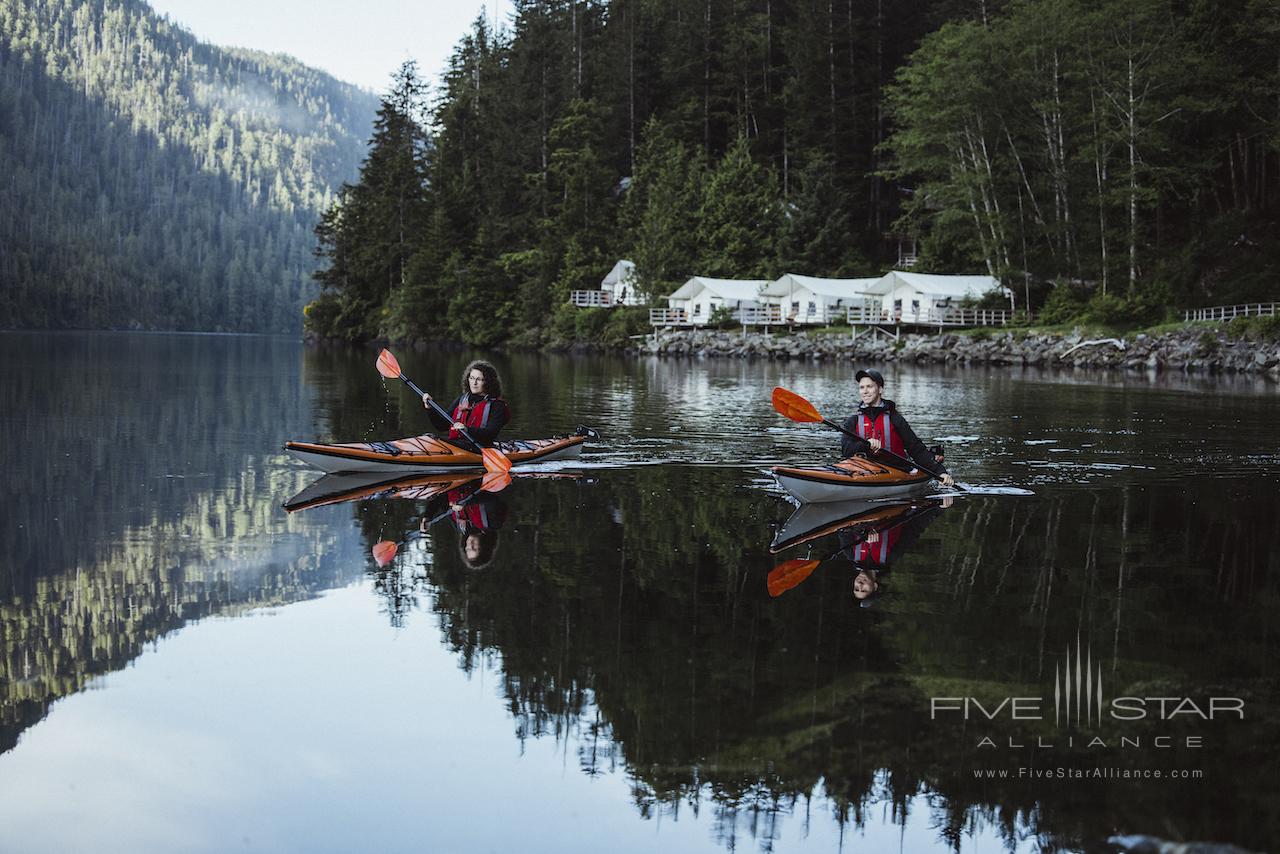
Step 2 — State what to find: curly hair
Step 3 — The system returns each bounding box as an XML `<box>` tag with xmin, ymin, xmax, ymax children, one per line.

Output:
<box><xmin>460</xmin><ymin>360</ymin><xmax>503</xmax><ymax>398</ymax></box>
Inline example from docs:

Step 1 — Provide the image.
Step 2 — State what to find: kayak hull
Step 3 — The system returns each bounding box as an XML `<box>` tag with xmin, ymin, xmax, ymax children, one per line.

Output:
<box><xmin>284</xmin><ymin>434</ymin><xmax>585</xmax><ymax>475</ymax></box>
<box><xmin>770</xmin><ymin>499</ymin><xmax>928</xmax><ymax>553</ymax></box>
<box><xmin>772</xmin><ymin>457</ymin><xmax>933</xmax><ymax>504</ymax></box>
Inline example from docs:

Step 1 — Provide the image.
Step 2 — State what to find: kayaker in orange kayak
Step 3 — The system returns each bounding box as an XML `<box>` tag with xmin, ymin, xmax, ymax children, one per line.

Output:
<box><xmin>841</xmin><ymin>368</ymin><xmax>954</xmax><ymax>488</ymax></box>
<box><xmin>423</xmin><ymin>360</ymin><xmax>511</xmax><ymax>450</ymax></box>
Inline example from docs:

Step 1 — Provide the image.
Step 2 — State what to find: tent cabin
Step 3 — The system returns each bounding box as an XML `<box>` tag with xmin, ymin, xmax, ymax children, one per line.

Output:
<box><xmin>666</xmin><ymin>277</ymin><xmax>769</xmax><ymax>325</ymax></box>
<box><xmin>866</xmin><ymin>271</ymin><xmax>1010</xmax><ymax>322</ymax></box>
<box><xmin>601</xmin><ymin>260</ymin><xmax>643</xmax><ymax>306</ymax></box>
<box><xmin>761</xmin><ymin>274</ymin><xmax>882</xmax><ymax>324</ymax></box>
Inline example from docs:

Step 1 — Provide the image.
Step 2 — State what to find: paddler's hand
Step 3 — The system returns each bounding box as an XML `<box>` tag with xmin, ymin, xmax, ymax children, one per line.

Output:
<box><xmin>867</xmin><ymin>531</ymin><xmax>880</xmax><ymax>544</ymax></box>
<box><xmin>452</xmin><ymin>421</ymin><xmax>466</xmax><ymax>432</ymax></box>
<box><xmin>421</xmin><ymin>392</ymin><xmax>432</xmax><ymax>407</ymax></box>
<box><xmin>868</xmin><ymin>438</ymin><xmax>882</xmax><ymax>452</ymax></box>
<box><xmin>940</xmin><ymin>473</ymin><xmax>955</xmax><ymax>488</ymax></box>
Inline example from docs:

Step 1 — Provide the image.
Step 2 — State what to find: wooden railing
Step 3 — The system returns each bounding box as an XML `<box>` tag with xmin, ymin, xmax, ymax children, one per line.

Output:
<box><xmin>847</xmin><ymin>306</ymin><xmax>1020</xmax><ymax>327</ymax></box>
<box><xmin>736</xmin><ymin>306</ymin><xmax>784</xmax><ymax>325</ymax></box>
<box><xmin>649</xmin><ymin>306</ymin><xmax>785</xmax><ymax>326</ymax></box>
<box><xmin>649</xmin><ymin>308</ymin><xmax>692</xmax><ymax>326</ymax></box>
<box><xmin>1183</xmin><ymin>303</ymin><xmax>1277</xmax><ymax>322</ymax></box>
<box><xmin>569</xmin><ymin>290</ymin><xmax>612</xmax><ymax>308</ymax></box>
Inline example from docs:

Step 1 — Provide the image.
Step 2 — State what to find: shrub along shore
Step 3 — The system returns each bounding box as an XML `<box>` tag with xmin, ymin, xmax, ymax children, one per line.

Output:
<box><xmin>632</xmin><ymin>318</ymin><xmax>1280</xmax><ymax>376</ymax></box>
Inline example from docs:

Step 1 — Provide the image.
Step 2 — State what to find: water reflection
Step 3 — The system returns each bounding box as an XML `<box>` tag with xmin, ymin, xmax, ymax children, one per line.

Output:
<box><xmin>341</xmin><ymin>464</ymin><xmax>1278</xmax><ymax>851</ymax></box>
<box><xmin>0</xmin><ymin>333</ymin><xmax>361</xmax><ymax>754</ymax></box>
<box><xmin>767</xmin><ymin>498</ymin><xmax>951</xmax><ymax>602</ymax></box>
<box><xmin>3</xmin><ymin>335</ymin><xmax>1278</xmax><ymax>853</ymax></box>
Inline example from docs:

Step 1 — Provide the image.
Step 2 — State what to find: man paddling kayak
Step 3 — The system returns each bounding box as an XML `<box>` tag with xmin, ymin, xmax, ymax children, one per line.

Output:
<box><xmin>423</xmin><ymin>360</ymin><xmax>511</xmax><ymax>450</ymax></box>
<box><xmin>841</xmin><ymin>368</ymin><xmax>955</xmax><ymax>489</ymax></box>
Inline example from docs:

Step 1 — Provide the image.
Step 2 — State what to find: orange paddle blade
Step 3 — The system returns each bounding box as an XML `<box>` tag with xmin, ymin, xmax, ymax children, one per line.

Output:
<box><xmin>767</xmin><ymin>559</ymin><xmax>820</xmax><ymax>597</ymax></box>
<box><xmin>772</xmin><ymin>387</ymin><xmax>823</xmax><ymax>423</ymax></box>
<box><xmin>480</xmin><ymin>446</ymin><xmax>513</xmax><ymax>474</ymax></box>
<box><xmin>376</xmin><ymin>349</ymin><xmax>402</xmax><ymax>379</ymax></box>
<box><xmin>480</xmin><ymin>470</ymin><xmax>513</xmax><ymax>492</ymax></box>
<box><xmin>371</xmin><ymin>540</ymin><xmax>399</xmax><ymax>567</ymax></box>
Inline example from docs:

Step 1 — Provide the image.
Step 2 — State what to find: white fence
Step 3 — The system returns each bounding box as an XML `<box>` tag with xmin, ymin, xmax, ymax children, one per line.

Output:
<box><xmin>569</xmin><ymin>290</ymin><xmax>612</xmax><ymax>308</ymax></box>
<box><xmin>1183</xmin><ymin>303</ymin><xmax>1277</xmax><ymax>322</ymax></box>
<box><xmin>847</xmin><ymin>306</ymin><xmax>1020</xmax><ymax>327</ymax></box>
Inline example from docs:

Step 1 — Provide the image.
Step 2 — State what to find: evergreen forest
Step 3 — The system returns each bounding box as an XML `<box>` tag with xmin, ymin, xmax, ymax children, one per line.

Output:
<box><xmin>311</xmin><ymin>0</ymin><xmax>1280</xmax><ymax>346</ymax></box>
<box><xmin>0</xmin><ymin>0</ymin><xmax>378</xmax><ymax>332</ymax></box>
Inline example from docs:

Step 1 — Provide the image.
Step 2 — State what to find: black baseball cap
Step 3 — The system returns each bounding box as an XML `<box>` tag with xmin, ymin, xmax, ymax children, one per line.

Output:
<box><xmin>855</xmin><ymin>369</ymin><xmax>885</xmax><ymax>388</ymax></box>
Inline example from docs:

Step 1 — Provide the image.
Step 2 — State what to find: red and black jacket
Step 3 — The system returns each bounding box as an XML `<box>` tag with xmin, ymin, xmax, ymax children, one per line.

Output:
<box><xmin>839</xmin><ymin>399</ymin><xmax>947</xmax><ymax>475</ymax></box>
<box><xmin>428</xmin><ymin>393</ymin><xmax>510</xmax><ymax>449</ymax></box>
<box><xmin>445</xmin><ymin>487</ymin><xmax>509</xmax><ymax>532</ymax></box>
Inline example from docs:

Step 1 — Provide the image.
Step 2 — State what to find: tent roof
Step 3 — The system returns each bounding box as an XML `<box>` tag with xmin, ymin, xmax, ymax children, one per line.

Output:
<box><xmin>600</xmin><ymin>260</ymin><xmax>636</xmax><ymax>288</ymax></box>
<box><xmin>668</xmin><ymin>277</ymin><xmax>768</xmax><ymax>301</ymax></box>
<box><xmin>762</xmin><ymin>274</ymin><xmax>882</xmax><ymax>298</ymax></box>
<box><xmin>866</xmin><ymin>270</ymin><xmax>1006</xmax><ymax>297</ymax></box>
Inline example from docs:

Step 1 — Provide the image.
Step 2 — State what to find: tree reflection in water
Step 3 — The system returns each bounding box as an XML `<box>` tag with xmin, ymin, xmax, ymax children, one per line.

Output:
<box><xmin>355</xmin><ymin>467</ymin><xmax>1280</xmax><ymax>852</ymax></box>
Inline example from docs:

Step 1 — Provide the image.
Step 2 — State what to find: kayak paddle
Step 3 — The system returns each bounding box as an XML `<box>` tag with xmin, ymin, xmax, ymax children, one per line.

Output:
<box><xmin>377</xmin><ymin>349</ymin><xmax>512</xmax><ymax>474</ymax></box>
<box><xmin>370</xmin><ymin>470</ymin><xmax>512</xmax><ymax>566</ymax></box>
<box><xmin>771</xmin><ymin>386</ymin><xmax>961</xmax><ymax>490</ymax></box>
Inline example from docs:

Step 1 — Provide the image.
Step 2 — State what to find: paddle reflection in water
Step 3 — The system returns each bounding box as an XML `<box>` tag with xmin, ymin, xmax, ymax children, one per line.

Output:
<box><xmin>767</xmin><ymin>497</ymin><xmax>953</xmax><ymax>599</ymax></box>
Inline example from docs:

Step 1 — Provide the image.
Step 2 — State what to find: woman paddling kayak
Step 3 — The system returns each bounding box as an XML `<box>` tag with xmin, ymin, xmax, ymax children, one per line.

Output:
<box><xmin>423</xmin><ymin>360</ymin><xmax>510</xmax><ymax>451</ymax></box>
<box><xmin>841</xmin><ymin>368</ymin><xmax>955</xmax><ymax>489</ymax></box>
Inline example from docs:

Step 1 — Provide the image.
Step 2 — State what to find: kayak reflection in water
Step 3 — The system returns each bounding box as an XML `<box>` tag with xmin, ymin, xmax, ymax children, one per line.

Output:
<box><xmin>842</xmin><ymin>368</ymin><xmax>954</xmax><ymax>489</ymax></box>
<box><xmin>422</xmin><ymin>360</ymin><xmax>511</xmax><ymax>451</ymax></box>
<box><xmin>421</xmin><ymin>481</ymin><xmax>509</xmax><ymax>569</ymax></box>
<box><xmin>767</xmin><ymin>496</ymin><xmax>952</xmax><ymax>600</ymax></box>
<box><xmin>840</xmin><ymin>495</ymin><xmax>952</xmax><ymax>607</ymax></box>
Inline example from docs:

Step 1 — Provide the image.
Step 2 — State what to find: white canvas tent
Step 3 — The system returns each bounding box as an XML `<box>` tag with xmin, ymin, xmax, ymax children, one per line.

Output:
<box><xmin>667</xmin><ymin>277</ymin><xmax>768</xmax><ymax>325</ymax></box>
<box><xmin>866</xmin><ymin>271</ymin><xmax>1010</xmax><ymax>321</ymax></box>
<box><xmin>600</xmin><ymin>260</ymin><xmax>643</xmax><ymax>306</ymax></box>
<box><xmin>761</xmin><ymin>274</ymin><xmax>881</xmax><ymax>324</ymax></box>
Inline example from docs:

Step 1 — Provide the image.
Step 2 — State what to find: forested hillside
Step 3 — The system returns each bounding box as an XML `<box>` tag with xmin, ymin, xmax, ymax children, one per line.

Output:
<box><xmin>310</xmin><ymin>0</ymin><xmax>1279</xmax><ymax>346</ymax></box>
<box><xmin>0</xmin><ymin>0</ymin><xmax>378</xmax><ymax>332</ymax></box>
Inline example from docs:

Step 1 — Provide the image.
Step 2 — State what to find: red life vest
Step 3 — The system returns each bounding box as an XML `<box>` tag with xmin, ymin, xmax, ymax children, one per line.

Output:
<box><xmin>851</xmin><ymin>526</ymin><xmax>901</xmax><ymax>565</ymax></box>
<box><xmin>448</xmin><ymin>395</ymin><xmax>503</xmax><ymax>442</ymax></box>
<box><xmin>447</xmin><ymin>488</ymin><xmax>495</xmax><ymax>531</ymax></box>
<box><xmin>856</xmin><ymin>409</ymin><xmax>906</xmax><ymax>456</ymax></box>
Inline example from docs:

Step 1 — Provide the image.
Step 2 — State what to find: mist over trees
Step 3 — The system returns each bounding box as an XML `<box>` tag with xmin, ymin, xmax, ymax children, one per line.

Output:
<box><xmin>0</xmin><ymin>0</ymin><xmax>378</xmax><ymax>332</ymax></box>
<box><xmin>311</xmin><ymin>0</ymin><xmax>1279</xmax><ymax>346</ymax></box>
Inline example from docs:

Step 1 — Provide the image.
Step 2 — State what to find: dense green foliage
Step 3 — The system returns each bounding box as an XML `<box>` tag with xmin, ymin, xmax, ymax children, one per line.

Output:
<box><xmin>885</xmin><ymin>0</ymin><xmax>1280</xmax><ymax>319</ymax></box>
<box><xmin>310</xmin><ymin>0</ymin><xmax>1279</xmax><ymax>346</ymax></box>
<box><xmin>0</xmin><ymin>0</ymin><xmax>377</xmax><ymax>331</ymax></box>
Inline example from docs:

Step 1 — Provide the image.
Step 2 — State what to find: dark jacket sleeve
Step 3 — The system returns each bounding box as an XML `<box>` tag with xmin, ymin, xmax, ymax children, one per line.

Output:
<box><xmin>839</xmin><ymin>414</ymin><xmax>870</xmax><ymax>459</ymax></box>
<box><xmin>428</xmin><ymin>395</ymin><xmax>461</xmax><ymax>432</ymax></box>
<box><xmin>466</xmin><ymin>398</ymin><xmax>510</xmax><ymax>447</ymax></box>
<box><xmin>891</xmin><ymin>411</ymin><xmax>948</xmax><ymax>474</ymax></box>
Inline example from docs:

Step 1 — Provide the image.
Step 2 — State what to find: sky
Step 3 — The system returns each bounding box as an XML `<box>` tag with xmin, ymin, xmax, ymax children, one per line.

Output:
<box><xmin>146</xmin><ymin>0</ymin><xmax>515</xmax><ymax>94</ymax></box>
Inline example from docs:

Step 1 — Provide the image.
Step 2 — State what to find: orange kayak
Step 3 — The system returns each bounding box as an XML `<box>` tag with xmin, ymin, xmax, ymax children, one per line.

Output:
<box><xmin>771</xmin><ymin>456</ymin><xmax>933</xmax><ymax>503</ymax></box>
<box><xmin>284</xmin><ymin>432</ymin><xmax>586</xmax><ymax>475</ymax></box>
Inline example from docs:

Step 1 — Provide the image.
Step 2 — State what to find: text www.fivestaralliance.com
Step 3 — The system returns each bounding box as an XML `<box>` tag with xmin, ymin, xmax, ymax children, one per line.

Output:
<box><xmin>973</xmin><ymin>768</ymin><xmax>1204</xmax><ymax>780</ymax></box>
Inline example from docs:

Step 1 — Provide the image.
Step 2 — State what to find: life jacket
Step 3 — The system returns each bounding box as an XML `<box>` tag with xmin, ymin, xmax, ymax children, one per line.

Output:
<box><xmin>855</xmin><ymin>406</ymin><xmax>906</xmax><ymax>457</ymax></box>
<box><xmin>448</xmin><ymin>394</ymin><xmax>504</xmax><ymax>442</ymax></box>
<box><xmin>851</xmin><ymin>525</ymin><xmax>902</xmax><ymax>565</ymax></box>
<box><xmin>447</xmin><ymin>488</ymin><xmax>495</xmax><ymax>531</ymax></box>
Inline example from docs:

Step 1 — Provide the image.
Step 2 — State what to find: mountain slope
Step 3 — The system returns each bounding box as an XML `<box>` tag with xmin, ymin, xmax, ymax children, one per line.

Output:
<box><xmin>0</xmin><ymin>0</ymin><xmax>380</xmax><ymax>331</ymax></box>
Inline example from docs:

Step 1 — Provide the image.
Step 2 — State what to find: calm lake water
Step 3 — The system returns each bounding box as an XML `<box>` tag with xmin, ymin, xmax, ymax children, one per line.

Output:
<box><xmin>1</xmin><ymin>331</ymin><xmax>1277</xmax><ymax>854</ymax></box>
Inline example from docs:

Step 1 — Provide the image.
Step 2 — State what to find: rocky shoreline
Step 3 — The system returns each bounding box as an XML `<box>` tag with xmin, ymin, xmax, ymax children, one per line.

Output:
<box><xmin>635</xmin><ymin>326</ymin><xmax>1280</xmax><ymax>376</ymax></box>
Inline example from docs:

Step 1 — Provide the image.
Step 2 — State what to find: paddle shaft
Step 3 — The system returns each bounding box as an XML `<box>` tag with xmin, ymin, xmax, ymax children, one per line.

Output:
<box><xmin>820</xmin><ymin>417</ymin><xmax>958</xmax><ymax>487</ymax></box>
<box><xmin>395</xmin><ymin>374</ymin><xmax>488</xmax><ymax>454</ymax></box>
